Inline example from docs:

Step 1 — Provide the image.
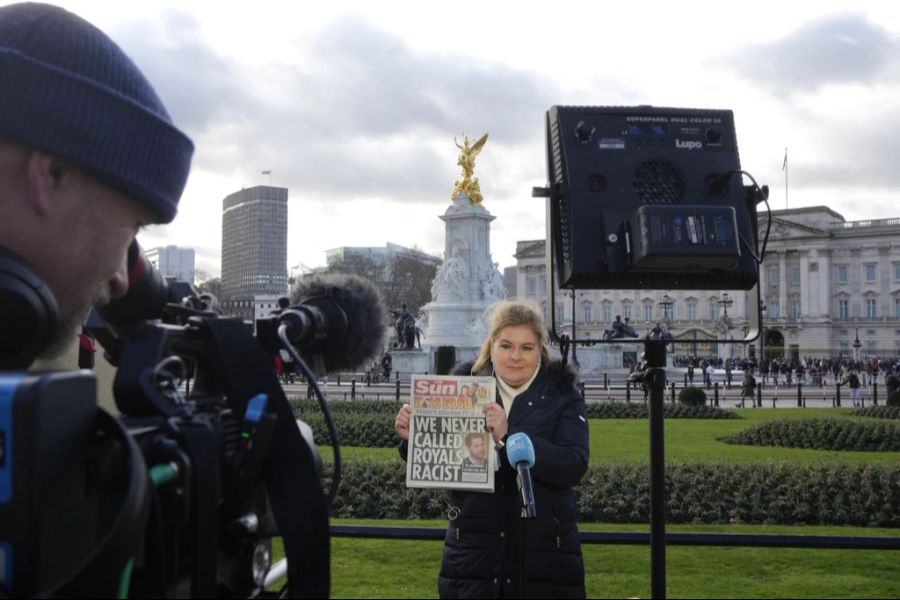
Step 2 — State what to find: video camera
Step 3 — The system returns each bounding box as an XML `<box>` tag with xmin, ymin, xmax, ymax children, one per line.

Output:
<box><xmin>0</xmin><ymin>241</ymin><xmax>386</xmax><ymax>597</ymax></box>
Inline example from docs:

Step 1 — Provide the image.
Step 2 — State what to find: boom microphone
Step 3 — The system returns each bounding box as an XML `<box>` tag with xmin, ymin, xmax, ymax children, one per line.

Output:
<box><xmin>279</xmin><ymin>273</ymin><xmax>386</xmax><ymax>373</ymax></box>
<box><xmin>506</xmin><ymin>432</ymin><xmax>537</xmax><ymax>518</ymax></box>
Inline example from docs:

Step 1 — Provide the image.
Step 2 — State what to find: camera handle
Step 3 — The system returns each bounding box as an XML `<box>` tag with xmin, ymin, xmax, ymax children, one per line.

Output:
<box><xmin>202</xmin><ymin>317</ymin><xmax>330</xmax><ymax>598</ymax></box>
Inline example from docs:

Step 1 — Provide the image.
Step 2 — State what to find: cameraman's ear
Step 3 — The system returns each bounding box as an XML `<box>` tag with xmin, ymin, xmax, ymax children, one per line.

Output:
<box><xmin>25</xmin><ymin>150</ymin><xmax>70</xmax><ymax>216</ymax></box>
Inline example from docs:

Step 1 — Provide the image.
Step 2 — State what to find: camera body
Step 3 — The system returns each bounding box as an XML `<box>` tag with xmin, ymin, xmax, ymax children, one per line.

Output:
<box><xmin>0</xmin><ymin>272</ymin><xmax>332</xmax><ymax>597</ymax></box>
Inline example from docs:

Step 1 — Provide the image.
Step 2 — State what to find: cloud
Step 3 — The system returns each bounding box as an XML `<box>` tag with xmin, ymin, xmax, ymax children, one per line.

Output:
<box><xmin>114</xmin><ymin>10</ymin><xmax>259</xmax><ymax>133</ymax></box>
<box><xmin>113</xmin><ymin>13</ymin><xmax>556</xmax><ymax>205</ymax></box>
<box><xmin>726</xmin><ymin>13</ymin><xmax>898</xmax><ymax>93</ymax></box>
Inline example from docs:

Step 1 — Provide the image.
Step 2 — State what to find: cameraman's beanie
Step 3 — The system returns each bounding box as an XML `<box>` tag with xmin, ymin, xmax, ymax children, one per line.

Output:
<box><xmin>0</xmin><ymin>2</ymin><xmax>193</xmax><ymax>223</ymax></box>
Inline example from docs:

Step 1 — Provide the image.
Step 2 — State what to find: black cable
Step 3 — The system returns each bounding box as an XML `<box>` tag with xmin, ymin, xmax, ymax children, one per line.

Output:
<box><xmin>736</xmin><ymin>170</ymin><xmax>772</xmax><ymax>263</ymax></box>
<box><xmin>276</xmin><ymin>324</ymin><xmax>342</xmax><ymax>505</ymax></box>
<box><xmin>716</xmin><ymin>169</ymin><xmax>771</xmax><ymax>266</ymax></box>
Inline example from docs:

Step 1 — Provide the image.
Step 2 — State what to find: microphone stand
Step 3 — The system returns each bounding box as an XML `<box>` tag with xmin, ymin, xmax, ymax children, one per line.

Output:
<box><xmin>644</xmin><ymin>338</ymin><xmax>668</xmax><ymax>600</ymax></box>
<box><xmin>517</xmin><ymin>484</ymin><xmax>534</xmax><ymax>599</ymax></box>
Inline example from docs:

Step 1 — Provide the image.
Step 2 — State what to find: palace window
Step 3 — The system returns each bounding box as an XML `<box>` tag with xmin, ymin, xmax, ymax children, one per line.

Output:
<box><xmin>837</xmin><ymin>299</ymin><xmax>849</xmax><ymax>319</ymax></box>
<box><xmin>837</xmin><ymin>265</ymin><xmax>848</xmax><ymax>284</ymax></box>
<box><xmin>865</xmin><ymin>263</ymin><xmax>877</xmax><ymax>282</ymax></box>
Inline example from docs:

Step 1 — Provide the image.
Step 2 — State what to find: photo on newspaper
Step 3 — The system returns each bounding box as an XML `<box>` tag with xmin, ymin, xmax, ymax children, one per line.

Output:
<box><xmin>405</xmin><ymin>374</ymin><xmax>496</xmax><ymax>492</ymax></box>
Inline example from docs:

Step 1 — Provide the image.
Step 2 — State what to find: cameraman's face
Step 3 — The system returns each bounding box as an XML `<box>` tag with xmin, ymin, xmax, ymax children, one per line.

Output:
<box><xmin>40</xmin><ymin>166</ymin><xmax>155</xmax><ymax>357</ymax></box>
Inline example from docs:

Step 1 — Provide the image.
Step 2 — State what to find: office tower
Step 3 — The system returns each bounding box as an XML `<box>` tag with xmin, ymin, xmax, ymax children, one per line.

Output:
<box><xmin>220</xmin><ymin>185</ymin><xmax>288</xmax><ymax>321</ymax></box>
<box><xmin>144</xmin><ymin>245</ymin><xmax>195</xmax><ymax>284</ymax></box>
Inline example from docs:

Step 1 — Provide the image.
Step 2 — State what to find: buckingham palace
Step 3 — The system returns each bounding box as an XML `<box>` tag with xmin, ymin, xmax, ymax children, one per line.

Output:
<box><xmin>514</xmin><ymin>206</ymin><xmax>900</xmax><ymax>363</ymax></box>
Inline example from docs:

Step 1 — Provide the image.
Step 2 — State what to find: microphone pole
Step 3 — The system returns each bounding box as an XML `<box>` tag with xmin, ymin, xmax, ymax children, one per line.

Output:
<box><xmin>506</xmin><ymin>432</ymin><xmax>537</xmax><ymax>599</ymax></box>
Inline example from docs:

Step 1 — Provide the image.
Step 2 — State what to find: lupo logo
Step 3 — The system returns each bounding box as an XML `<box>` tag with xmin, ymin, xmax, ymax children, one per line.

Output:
<box><xmin>675</xmin><ymin>139</ymin><xmax>703</xmax><ymax>150</ymax></box>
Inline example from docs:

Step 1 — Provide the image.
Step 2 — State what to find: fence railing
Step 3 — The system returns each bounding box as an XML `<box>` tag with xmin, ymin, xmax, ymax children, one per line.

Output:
<box><xmin>283</xmin><ymin>371</ymin><xmax>895</xmax><ymax>408</ymax></box>
<box><xmin>264</xmin><ymin>524</ymin><xmax>900</xmax><ymax>588</ymax></box>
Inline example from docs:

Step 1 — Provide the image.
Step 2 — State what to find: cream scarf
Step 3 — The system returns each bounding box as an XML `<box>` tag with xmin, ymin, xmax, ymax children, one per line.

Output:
<box><xmin>495</xmin><ymin>362</ymin><xmax>541</xmax><ymax>417</ymax></box>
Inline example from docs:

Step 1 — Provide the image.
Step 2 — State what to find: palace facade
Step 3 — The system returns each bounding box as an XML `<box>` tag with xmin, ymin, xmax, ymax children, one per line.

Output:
<box><xmin>513</xmin><ymin>206</ymin><xmax>900</xmax><ymax>362</ymax></box>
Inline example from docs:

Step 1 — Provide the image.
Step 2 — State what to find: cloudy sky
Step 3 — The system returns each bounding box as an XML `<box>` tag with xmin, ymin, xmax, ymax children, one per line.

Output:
<box><xmin>35</xmin><ymin>0</ymin><xmax>900</xmax><ymax>277</ymax></box>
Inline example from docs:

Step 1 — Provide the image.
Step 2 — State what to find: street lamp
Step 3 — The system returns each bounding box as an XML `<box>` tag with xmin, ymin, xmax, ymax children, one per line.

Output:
<box><xmin>658</xmin><ymin>294</ymin><xmax>674</xmax><ymax>326</ymax></box>
<box><xmin>564</xmin><ymin>289</ymin><xmax>582</xmax><ymax>366</ymax></box>
<box><xmin>852</xmin><ymin>327</ymin><xmax>862</xmax><ymax>363</ymax></box>
<box><xmin>717</xmin><ymin>292</ymin><xmax>735</xmax><ymax>360</ymax></box>
<box><xmin>717</xmin><ymin>292</ymin><xmax>733</xmax><ymax>317</ymax></box>
<box><xmin>759</xmin><ymin>301</ymin><xmax>767</xmax><ymax>367</ymax></box>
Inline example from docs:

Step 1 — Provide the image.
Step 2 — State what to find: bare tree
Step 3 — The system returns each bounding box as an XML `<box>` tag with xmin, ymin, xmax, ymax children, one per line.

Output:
<box><xmin>299</xmin><ymin>250</ymin><xmax>437</xmax><ymax>316</ymax></box>
<box><xmin>194</xmin><ymin>269</ymin><xmax>222</xmax><ymax>299</ymax></box>
<box><xmin>383</xmin><ymin>253</ymin><xmax>438</xmax><ymax>314</ymax></box>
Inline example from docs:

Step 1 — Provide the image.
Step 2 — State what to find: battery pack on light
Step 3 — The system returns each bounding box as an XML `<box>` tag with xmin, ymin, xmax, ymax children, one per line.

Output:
<box><xmin>628</xmin><ymin>205</ymin><xmax>741</xmax><ymax>271</ymax></box>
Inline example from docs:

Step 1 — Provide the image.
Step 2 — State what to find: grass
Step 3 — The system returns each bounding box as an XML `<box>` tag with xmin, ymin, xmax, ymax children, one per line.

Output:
<box><xmin>270</xmin><ymin>519</ymin><xmax>899</xmax><ymax>599</ymax></box>
<box><xmin>292</xmin><ymin>407</ymin><xmax>900</xmax><ymax>597</ymax></box>
<box><xmin>594</xmin><ymin>408</ymin><xmax>900</xmax><ymax>465</ymax></box>
<box><xmin>321</xmin><ymin>408</ymin><xmax>900</xmax><ymax>466</ymax></box>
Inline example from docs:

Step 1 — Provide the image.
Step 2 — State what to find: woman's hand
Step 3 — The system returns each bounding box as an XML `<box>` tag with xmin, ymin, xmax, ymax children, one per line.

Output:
<box><xmin>483</xmin><ymin>402</ymin><xmax>508</xmax><ymax>444</ymax></box>
<box><xmin>394</xmin><ymin>403</ymin><xmax>412</xmax><ymax>440</ymax></box>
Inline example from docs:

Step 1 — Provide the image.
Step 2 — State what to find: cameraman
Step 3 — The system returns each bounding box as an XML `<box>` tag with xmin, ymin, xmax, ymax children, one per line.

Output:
<box><xmin>0</xmin><ymin>2</ymin><xmax>193</xmax><ymax>369</ymax></box>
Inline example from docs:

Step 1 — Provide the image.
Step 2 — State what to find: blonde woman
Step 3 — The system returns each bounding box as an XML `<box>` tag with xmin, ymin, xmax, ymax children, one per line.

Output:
<box><xmin>395</xmin><ymin>300</ymin><xmax>589</xmax><ymax>598</ymax></box>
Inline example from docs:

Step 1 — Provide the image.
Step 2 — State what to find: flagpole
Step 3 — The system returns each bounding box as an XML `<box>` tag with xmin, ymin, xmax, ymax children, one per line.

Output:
<box><xmin>783</xmin><ymin>147</ymin><xmax>788</xmax><ymax>210</ymax></box>
<box><xmin>781</xmin><ymin>146</ymin><xmax>788</xmax><ymax>210</ymax></box>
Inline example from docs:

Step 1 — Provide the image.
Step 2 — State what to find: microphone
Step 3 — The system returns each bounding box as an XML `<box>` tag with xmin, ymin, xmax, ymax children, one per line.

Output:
<box><xmin>506</xmin><ymin>432</ymin><xmax>537</xmax><ymax>518</ymax></box>
<box><xmin>278</xmin><ymin>274</ymin><xmax>386</xmax><ymax>373</ymax></box>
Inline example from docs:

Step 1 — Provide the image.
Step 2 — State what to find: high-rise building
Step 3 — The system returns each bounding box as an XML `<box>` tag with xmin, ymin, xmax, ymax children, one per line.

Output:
<box><xmin>144</xmin><ymin>245</ymin><xmax>195</xmax><ymax>284</ymax></box>
<box><xmin>220</xmin><ymin>185</ymin><xmax>288</xmax><ymax>321</ymax></box>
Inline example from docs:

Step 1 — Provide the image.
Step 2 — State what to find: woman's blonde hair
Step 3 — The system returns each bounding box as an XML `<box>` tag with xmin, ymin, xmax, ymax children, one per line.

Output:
<box><xmin>471</xmin><ymin>300</ymin><xmax>551</xmax><ymax>373</ymax></box>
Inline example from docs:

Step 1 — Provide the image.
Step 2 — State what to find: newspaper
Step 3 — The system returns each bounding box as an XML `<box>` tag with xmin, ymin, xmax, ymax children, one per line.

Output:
<box><xmin>405</xmin><ymin>374</ymin><xmax>496</xmax><ymax>492</ymax></box>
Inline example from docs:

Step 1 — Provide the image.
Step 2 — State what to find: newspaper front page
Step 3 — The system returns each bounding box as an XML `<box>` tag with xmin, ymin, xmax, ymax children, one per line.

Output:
<box><xmin>405</xmin><ymin>374</ymin><xmax>496</xmax><ymax>492</ymax></box>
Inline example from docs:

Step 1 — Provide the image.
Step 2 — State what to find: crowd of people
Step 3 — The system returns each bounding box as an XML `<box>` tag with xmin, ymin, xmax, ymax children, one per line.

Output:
<box><xmin>671</xmin><ymin>354</ymin><xmax>900</xmax><ymax>388</ymax></box>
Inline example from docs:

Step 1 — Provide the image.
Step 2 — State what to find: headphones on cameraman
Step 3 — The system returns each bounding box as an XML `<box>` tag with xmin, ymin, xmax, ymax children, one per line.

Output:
<box><xmin>0</xmin><ymin>245</ymin><xmax>61</xmax><ymax>370</ymax></box>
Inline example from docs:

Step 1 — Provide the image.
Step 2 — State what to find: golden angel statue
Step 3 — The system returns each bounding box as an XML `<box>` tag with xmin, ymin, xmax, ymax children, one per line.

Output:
<box><xmin>452</xmin><ymin>132</ymin><xmax>488</xmax><ymax>204</ymax></box>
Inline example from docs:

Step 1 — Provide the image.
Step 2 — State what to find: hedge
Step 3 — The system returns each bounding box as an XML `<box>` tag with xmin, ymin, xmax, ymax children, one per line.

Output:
<box><xmin>719</xmin><ymin>418</ymin><xmax>900</xmax><ymax>452</ymax></box>
<box><xmin>300</xmin><ymin>413</ymin><xmax>398</xmax><ymax>447</ymax></box>
<box><xmin>291</xmin><ymin>398</ymin><xmax>403</xmax><ymax>416</ymax></box>
<box><xmin>678</xmin><ymin>386</ymin><xmax>707</xmax><ymax>407</ymax></box>
<box><xmin>584</xmin><ymin>402</ymin><xmax>741</xmax><ymax>419</ymax></box>
<box><xmin>434</xmin><ymin>346</ymin><xmax>456</xmax><ymax>375</ymax></box>
<box><xmin>888</xmin><ymin>391</ymin><xmax>900</xmax><ymax>408</ymax></box>
<box><xmin>851</xmin><ymin>406</ymin><xmax>900</xmax><ymax>420</ymax></box>
<box><xmin>324</xmin><ymin>460</ymin><xmax>900</xmax><ymax>526</ymax></box>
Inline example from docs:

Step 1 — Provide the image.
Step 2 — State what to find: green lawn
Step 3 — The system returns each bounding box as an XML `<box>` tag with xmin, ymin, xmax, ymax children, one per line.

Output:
<box><xmin>593</xmin><ymin>408</ymin><xmax>900</xmax><ymax>464</ymax></box>
<box><xmin>323</xmin><ymin>408</ymin><xmax>900</xmax><ymax>466</ymax></box>
<box><xmin>271</xmin><ymin>519</ymin><xmax>899</xmax><ymax>599</ymax></box>
<box><xmin>295</xmin><ymin>408</ymin><xmax>900</xmax><ymax>597</ymax></box>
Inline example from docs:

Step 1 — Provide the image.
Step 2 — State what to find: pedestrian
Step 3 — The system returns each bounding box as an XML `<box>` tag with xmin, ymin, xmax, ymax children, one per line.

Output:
<box><xmin>844</xmin><ymin>370</ymin><xmax>862</xmax><ymax>407</ymax></box>
<box><xmin>741</xmin><ymin>370</ymin><xmax>756</xmax><ymax>407</ymax></box>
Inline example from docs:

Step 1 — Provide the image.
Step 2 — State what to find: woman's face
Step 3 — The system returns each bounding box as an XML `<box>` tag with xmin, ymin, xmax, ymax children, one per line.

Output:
<box><xmin>491</xmin><ymin>324</ymin><xmax>541</xmax><ymax>388</ymax></box>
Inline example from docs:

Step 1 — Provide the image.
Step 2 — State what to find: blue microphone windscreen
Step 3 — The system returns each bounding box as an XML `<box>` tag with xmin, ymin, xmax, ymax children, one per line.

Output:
<box><xmin>506</xmin><ymin>432</ymin><xmax>535</xmax><ymax>468</ymax></box>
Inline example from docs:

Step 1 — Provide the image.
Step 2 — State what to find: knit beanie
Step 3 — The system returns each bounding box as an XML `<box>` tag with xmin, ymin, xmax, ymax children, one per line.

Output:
<box><xmin>0</xmin><ymin>2</ymin><xmax>193</xmax><ymax>223</ymax></box>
